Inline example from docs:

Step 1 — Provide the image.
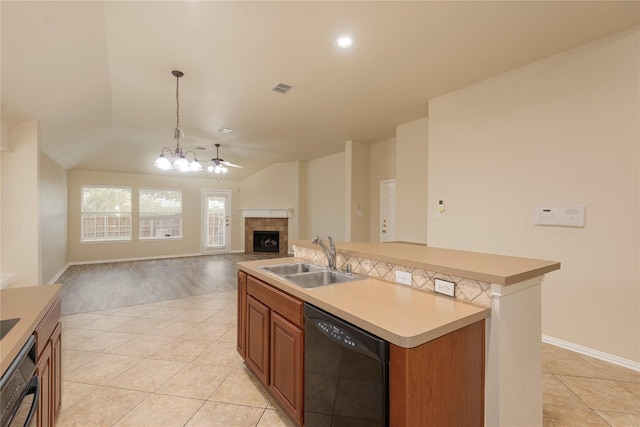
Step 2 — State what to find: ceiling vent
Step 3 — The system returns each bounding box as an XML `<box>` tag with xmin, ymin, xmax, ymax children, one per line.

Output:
<box><xmin>272</xmin><ymin>82</ymin><xmax>294</xmax><ymax>94</ymax></box>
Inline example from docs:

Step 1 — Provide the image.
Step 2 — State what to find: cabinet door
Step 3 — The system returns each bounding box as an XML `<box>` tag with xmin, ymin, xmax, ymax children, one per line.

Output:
<box><xmin>270</xmin><ymin>312</ymin><xmax>304</xmax><ymax>426</ymax></box>
<box><xmin>237</xmin><ymin>271</ymin><xmax>247</xmax><ymax>358</ymax></box>
<box><xmin>51</xmin><ymin>322</ymin><xmax>62</xmax><ymax>422</ymax></box>
<box><xmin>36</xmin><ymin>341</ymin><xmax>52</xmax><ymax>427</ymax></box>
<box><xmin>246</xmin><ymin>295</ymin><xmax>270</xmax><ymax>385</ymax></box>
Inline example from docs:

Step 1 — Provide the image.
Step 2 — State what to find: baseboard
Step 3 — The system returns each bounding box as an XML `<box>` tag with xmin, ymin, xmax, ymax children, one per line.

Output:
<box><xmin>542</xmin><ymin>335</ymin><xmax>640</xmax><ymax>372</ymax></box>
<box><xmin>68</xmin><ymin>253</ymin><xmax>204</xmax><ymax>266</ymax></box>
<box><xmin>47</xmin><ymin>263</ymin><xmax>71</xmax><ymax>284</ymax></box>
<box><xmin>0</xmin><ymin>274</ymin><xmax>15</xmax><ymax>289</ymax></box>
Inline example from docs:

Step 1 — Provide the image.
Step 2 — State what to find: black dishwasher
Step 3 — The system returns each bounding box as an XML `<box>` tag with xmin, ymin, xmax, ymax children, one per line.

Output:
<box><xmin>304</xmin><ymin>303</ymin><xmax>389</xmax><ymax>427</ymax></box>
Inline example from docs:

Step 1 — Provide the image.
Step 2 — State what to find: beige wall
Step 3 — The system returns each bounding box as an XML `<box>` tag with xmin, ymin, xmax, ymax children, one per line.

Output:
<box><xmin>369</xmin><ymin>138</ymin><xmax>396</xmax><ymax>241</ymax></box>
<box><xmin>307</xmin><ymin>151</ymin><xmax>346</xmax><ymax>241</ymax></box>
<box><xmin>1</xmin><ymin>120</ymin><xmax>41</xmax><ymax>286</ymax></box>
<box><xmin>240</xmin><ymin>161</ymin><xmax>301</xmax><ymax>252</ymax></box>
<box><xmin>396</xmin><ymin>117</ymin><xmax>428</xmax><ymax>243</ymax></box>
<box><xmin>41</xmin><ymin>153</ymin><xmax>67</xmax><ymax>283</ymax></box>
<box><xmin>427</xmin><ymin>28</ymin><xmax>639</xmax><ymax>362</ymax></box>
<box><xmin>345</xmin><ymin>140</ymin><xmax>370</xmax><ymax>242</ymax></box>
<box><xmin>67</xmin><ymin>170</ymin><xmax>243</xmax><ymax>262</ymax></box>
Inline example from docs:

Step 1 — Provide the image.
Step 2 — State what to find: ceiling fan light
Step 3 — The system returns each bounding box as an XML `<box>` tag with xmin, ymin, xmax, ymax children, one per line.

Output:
<box><xmin>221</xmin><ymin>166</ymin><xmax>228</xmax><ymax>173</ymax></box>
<box><xmin>214</xmin><ymin>165</ymin><xmax>222</xmax><ymax>174</ymax></box>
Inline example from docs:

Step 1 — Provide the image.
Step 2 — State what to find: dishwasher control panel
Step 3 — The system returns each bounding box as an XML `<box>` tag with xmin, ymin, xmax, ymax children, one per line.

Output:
<box><xmin>310</xmin><ymin>318</ymin><xmax>366</xmax><ymax>349</ymax></box>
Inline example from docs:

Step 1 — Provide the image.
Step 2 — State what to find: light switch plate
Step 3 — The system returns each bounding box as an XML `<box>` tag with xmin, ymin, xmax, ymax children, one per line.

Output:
<box><xmin>435</xmin><ymin>279</ymin><xmax>455</xmax><ymax>297</ymax></box>
<box><xmin>395</xmin><ymin>271</ymin><xmax>412</xmax><ymax>286</ymax></box>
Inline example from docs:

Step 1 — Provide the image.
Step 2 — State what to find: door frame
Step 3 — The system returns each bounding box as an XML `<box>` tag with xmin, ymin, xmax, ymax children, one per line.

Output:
<box><xmin>201</xmin><ymin>189</ymin><xmax>232</xmax><ymax>254</ymax></box>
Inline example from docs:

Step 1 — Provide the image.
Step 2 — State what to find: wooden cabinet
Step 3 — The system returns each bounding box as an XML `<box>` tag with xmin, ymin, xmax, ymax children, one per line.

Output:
<box><xmin>238</xmin><ymin>273</ymin><xmax>304</xmax><ymax>426</ymax></box>
<box><xmin>34</xmin><ymin>297</ymin><xmax>62</xmax><ymax>427</ymax></box>
<box><xmin>270</xmin><ymin>311</ymin><xmax>303</xmax><ymax>420</ymax></box>
<box><xmin>35</xmin><ymin>341</ymin><xmax>52</xmax><ymax>427</ymax></box>
<box><xmin>246</xmin><ymin>295</ymin><xmax>270</xmax><ymax>384</ymax></box>
<box><xmin>390</xmin><ymin>319</ymin><xmax>485</xmax><ymax>427</ymax></box>
<box><xmin>237</xmin><ymin>271</ymin><xmax>247</xmax><ymax>358</ymax></box>
<box><xmin>51</xmin><ymin>322</ymin><xmax>62</xmax><ymax>421</ymax></box>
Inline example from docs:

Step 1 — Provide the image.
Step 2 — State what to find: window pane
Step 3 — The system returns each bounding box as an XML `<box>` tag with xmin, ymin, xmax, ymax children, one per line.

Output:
<box><xmin>139</xmin><ymin>189</ymin><xmax>182</xmax><ymax>239</ymax></box>
<box><xmin>81</xmin><ymin>186</ymin><xmax>132</xmax><ymax>242</ymax></box>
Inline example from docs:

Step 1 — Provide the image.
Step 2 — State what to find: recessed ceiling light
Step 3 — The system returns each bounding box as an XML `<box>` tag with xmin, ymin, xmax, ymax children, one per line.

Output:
<box><xmin>336</xmin><ymin>36</ymin><xmax>353</xmax><ymax>49</ymax></box>
<box><xmin>218</xmin><ymin>127</ymin><xmax>233</xmax><ymax>134</ymax></box>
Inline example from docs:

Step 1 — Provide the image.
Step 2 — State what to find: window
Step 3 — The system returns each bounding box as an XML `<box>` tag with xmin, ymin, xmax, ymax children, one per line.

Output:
<box><xmin>139</xmin><ymin>189</ymin><xmax>182</xmax><ymax>239</ymax></box>
<box><xmin>81</xmin><ymin>186</ymin><xmax>132</xmax><ymax>242</ymax></box>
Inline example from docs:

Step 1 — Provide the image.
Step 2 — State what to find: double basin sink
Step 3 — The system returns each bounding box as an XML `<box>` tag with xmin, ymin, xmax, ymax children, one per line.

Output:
<box><xmin>259</xmin><ymin>262</ymin><xmax>363</xmax><ymax>289</ymax></box>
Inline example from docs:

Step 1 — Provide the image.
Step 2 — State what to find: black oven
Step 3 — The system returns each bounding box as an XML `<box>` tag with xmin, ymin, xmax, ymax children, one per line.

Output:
<box><xmin>0</xmin><ymin>335</ymin><xmax>39</xmax><ymax>427</ymax></box>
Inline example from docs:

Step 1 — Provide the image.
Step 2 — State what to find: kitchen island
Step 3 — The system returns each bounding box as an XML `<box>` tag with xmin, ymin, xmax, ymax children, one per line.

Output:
<box><xmin>238</xmin><ymin>241</ymin><xmax>560</xmax><ymax>427</ymax></box>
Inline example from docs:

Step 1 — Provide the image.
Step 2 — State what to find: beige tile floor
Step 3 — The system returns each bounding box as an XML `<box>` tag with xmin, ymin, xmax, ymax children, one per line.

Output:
<box><xmin>542</xmin><ymin>343</ymin><xmax>640</xmax><ymax>427</ymax></box>
<box><xmin>58</xmin><ymin>290</ymin><xmax>296</xmax><ymax>427</ymax></box>
<box><xmin>58</xmin><ymin>290</ymin><xmax>640</xmax><ymax>427</ymax></box>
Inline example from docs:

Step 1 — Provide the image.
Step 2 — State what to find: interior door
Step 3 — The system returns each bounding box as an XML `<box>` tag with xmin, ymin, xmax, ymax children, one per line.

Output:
<box><xmin>380</xmin><ymin>180</ymin><xmax>396</xmax><ymax>242</ymax></box>
<box><xmin>202</xmin><ymin>189</ymin><xmax>231</xmax><ymax>253</ymax></box>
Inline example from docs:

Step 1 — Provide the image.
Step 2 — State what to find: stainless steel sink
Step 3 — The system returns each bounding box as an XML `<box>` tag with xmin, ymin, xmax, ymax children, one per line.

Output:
<box><xmin>259</xmin><ymin>262</ymin><xmax>363</xmax><ymax>288</ymax></box>
<box><xmin>260</xmin><ymin>262</ymin><xmax>324</xmax><ymax>275</ymax></box>
<box><xmin>284</xmin><ymin>270</ymin><xmax>357</xmax><ymax>288</ymax></box>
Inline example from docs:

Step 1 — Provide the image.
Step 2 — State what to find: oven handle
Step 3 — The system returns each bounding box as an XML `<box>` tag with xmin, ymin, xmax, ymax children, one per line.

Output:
<box><xmin>22</xmin><ymin>375</ymin><xmax>40</xmax><ymax>427</ymax></box>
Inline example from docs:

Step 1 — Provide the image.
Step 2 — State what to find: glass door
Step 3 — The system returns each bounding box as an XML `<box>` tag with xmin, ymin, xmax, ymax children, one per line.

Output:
<box><xmin>202</xmin><ymin>189</ymin><xmax>231</xmax><ymax>253</ymax></box>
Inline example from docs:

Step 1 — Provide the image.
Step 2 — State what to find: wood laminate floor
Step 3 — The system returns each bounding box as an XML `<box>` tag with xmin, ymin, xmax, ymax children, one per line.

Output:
<box><xmin>58</xmin><ymin>253</ymin><xmax>286</xmax><ymax>315</ymax></box>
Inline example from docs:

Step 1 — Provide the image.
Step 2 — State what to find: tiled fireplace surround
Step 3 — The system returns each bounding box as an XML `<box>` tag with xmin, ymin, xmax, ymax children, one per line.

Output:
<box><xmin>244</xmin><ymin>217</ymin><xmax>288</xmax><ymax>256</ymax></box>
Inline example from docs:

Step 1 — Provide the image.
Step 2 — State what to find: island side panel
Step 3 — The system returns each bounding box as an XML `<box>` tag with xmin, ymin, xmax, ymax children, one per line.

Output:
<box><xmin>485</xmin><ymin>277</ymin><xmax>543</xmax><ymax>427</ymax></box>
<box><xmin>389</xmin><ymin>319</ymin><xmax>485</xmax><ymax>427</ymax></box>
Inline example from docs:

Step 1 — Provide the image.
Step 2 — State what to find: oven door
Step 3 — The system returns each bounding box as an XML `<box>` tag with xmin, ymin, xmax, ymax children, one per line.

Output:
<box><xmin>1</xmin><ymin>336</ymin><xmax>39</xmax><ymax>427</ymax></box>
<box><xmin>5</xmin><ymin>376</ymin><xmax>39</xmax><ymax>427</ymax></box>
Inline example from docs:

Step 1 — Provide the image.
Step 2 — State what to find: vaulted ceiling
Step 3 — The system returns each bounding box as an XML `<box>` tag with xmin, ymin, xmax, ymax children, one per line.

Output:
<box><xmin>2</xmin><ymin>1</ymin><xmax>638</xmax><ymax>180</ymax></box>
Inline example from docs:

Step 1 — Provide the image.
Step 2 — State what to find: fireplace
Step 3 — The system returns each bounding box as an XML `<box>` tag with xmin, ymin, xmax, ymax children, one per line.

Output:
<box><xmin>241</xmin><ymin>209</ymin><xmax>291</xmax><ymax>255</ymax></box>
<box><xmin>253</xmin><ymin>231</ymin><xmax>280</xmax><ymax>253</ymax></box>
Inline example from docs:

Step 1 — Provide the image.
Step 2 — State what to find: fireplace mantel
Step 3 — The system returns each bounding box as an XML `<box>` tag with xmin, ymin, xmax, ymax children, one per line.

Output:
<box><xmin>239</xmin><ymin>208</ymin><xmax>293</xmax><ymax>218</ymax></box>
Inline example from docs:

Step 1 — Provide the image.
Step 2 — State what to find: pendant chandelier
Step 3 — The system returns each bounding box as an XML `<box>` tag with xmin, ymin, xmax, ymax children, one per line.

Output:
<box><xmin>154</xmin><ymin>70</ymin><xmax>202</xmax><ymax>172</ymax></box>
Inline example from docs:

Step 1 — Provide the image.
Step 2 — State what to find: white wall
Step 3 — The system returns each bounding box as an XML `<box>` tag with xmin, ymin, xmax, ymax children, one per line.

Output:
<box><xmin>240</xmin><ymin>161</ymin><xmax>301</xmax><ymax>251</ymax></box>
<box><xmin>307</xmin><ymin>151</ymin><xmax>346</xmax><ymax>241</ymax></box>
<box><xmin>427</xmin><ymin>28</ymin><xmax>639</xmax><ymax>363</ymax></box>
<box><xmin>396</xmin><ymin>117</ymin><xmax>428</xmax><ymax>243</ymax></box>
<box><xmin>41</xmin><ymin>153</ymin><xmax>67</xmax><ymax>283</ymax></box>
<box><xmin>1</xmin><ymin>120</ymin><xmax>41</xmax><ymax>286</ymax></box>
<box><xmin>345</xmin><ymin>140</ymin><xmax>370</xmax><ymax>242</ymax></box>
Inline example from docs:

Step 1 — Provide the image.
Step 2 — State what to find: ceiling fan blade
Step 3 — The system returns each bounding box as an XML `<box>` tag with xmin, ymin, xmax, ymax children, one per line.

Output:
<box><xmin>221</xmin><ymin>160</ymin><xmax>243</xmax><ymax>168</ymax></box>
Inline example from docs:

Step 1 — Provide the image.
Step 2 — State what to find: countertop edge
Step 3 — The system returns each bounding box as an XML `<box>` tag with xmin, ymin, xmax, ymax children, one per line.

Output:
<box><xmin>293</xmin><ymin>240</ymin><xmax>561</xmax><ymax>286</ymax></box>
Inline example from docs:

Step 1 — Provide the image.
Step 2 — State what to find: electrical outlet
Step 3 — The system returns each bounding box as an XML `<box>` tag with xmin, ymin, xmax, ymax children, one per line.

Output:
<box><xmin>395</xmin><ymin>271</ymin><xmax>412</xmax><ymax>286</ymax></box>
<box><xmin>435</xmin><ymin>279</ymin><xmax>455</xmax><ymax>297</ymax></box>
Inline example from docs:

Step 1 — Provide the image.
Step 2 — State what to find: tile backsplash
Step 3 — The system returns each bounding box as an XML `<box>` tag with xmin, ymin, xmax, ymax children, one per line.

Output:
<box><xmin>293</xmin><ymin>245</ymin><xmax>492</xmax><ymax>308</ymax></box>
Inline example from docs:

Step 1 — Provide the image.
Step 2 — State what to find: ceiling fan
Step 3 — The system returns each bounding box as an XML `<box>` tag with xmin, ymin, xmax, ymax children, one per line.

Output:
<box><xmin>207</xmin><ymin>143</ymin><xmax>243</xmax><ymax>174</ymax></box>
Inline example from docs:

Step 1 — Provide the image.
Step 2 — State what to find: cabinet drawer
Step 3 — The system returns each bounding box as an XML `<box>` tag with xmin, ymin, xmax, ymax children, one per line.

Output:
<box><xmin>34</xmin><ymin>296</ymin><xmax>61</xmax><ymax>357</ymax></box>
<box><xmin>247</xmin><ymin>275</ymin><xmax>303</xmax><ymax>327</ymax></box>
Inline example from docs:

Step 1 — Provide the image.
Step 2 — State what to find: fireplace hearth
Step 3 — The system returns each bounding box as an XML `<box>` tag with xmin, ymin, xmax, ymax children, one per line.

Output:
<box><xmin>253</xmin><ymin>231</ymin><xmax>280</xmax><ymax>253</ymax></box>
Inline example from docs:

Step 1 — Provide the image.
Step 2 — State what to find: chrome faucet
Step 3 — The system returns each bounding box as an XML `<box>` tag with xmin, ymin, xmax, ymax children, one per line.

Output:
<box><xmin>312</xmin><ymin>235</ymin><xmax>336</xmax><ymax>270</ymax></box>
